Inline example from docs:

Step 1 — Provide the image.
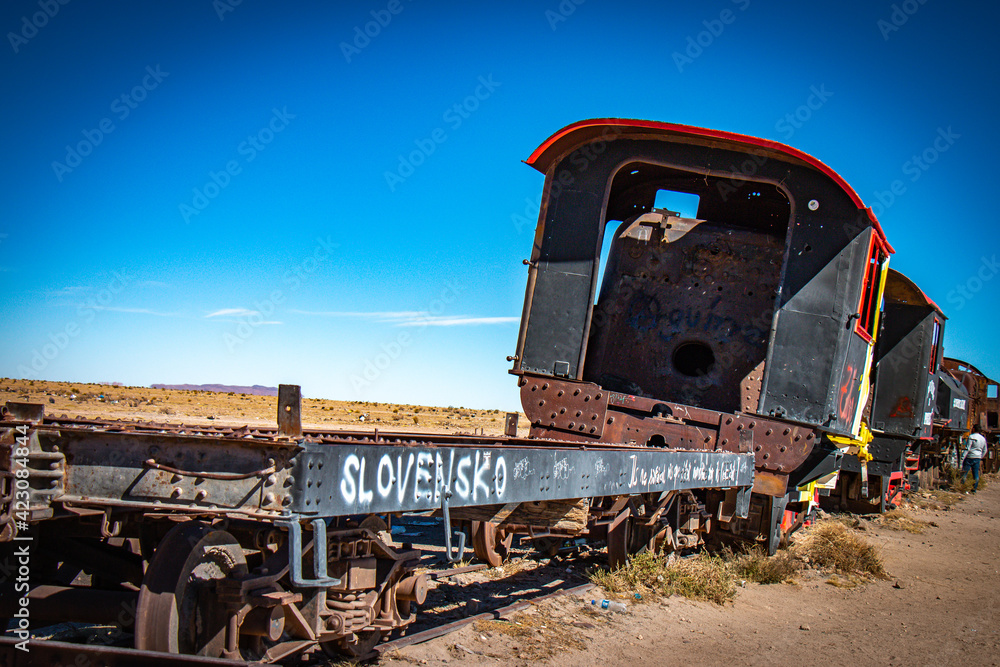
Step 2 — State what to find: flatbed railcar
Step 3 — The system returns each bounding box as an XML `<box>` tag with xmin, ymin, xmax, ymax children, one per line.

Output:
<box><xmin>0</xmin><ymin>388</ymin><xmax>753</xmax><ymax>660</ymax></box>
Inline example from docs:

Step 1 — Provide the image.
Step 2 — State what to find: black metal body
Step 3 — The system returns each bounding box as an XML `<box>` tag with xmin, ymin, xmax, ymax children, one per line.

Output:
<box><xmin>515</xmin><ymin>121</ymin><xmax>890</xmax><ymax>441</ymax></box>
<box><xmin>870</xmin><ymin>270</ymin><xmax>944</xmax><ymax>439</ymax></box>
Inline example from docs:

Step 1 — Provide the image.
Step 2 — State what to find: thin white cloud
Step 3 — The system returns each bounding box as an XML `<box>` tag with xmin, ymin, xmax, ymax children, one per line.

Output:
<box><xmin>205</xmin><ymin>308</ymin><xmax>281</xmax><ymax>324</ymax></box>
<box><xmin>395</xmin><ymin>316</ymin><xmax>520</xmax><ymax>327</ymax></box>
<box><xmin>49</xmin><ymin>285</ymin><xmax>93</xmax><ymax>298</ymax></box>
<box><xmin>288</xmin><ymin>309</ymin><xmax>426</xmax><ymax>320</ymax></box>
<box><xmin>90</xmin><ymin>305</ymin><xmax>181</xmax><ymax>317</ymax></box>
<box><xmin>206</xmin><ymin>308</ymin><xmax>257</xmax><ymax>318</ymax></box>
<box><xmin>289</xmin><ymin>309</ymin><xmax>518</xmax><ymax>327</ymax></box>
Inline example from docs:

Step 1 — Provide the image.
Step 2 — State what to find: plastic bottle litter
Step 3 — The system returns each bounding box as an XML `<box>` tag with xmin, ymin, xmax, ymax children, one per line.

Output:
<box><xmin>591</xmin><ymin>599</ymin><xmax>627</xmax><ymax>613</ymax></box>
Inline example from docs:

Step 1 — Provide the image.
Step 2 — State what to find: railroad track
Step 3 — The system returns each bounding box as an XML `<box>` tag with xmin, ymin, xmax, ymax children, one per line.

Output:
<box><xmin>0</xmin><ymin>556</ymin><xmax>594</xmax><ymax>666</ymax></box>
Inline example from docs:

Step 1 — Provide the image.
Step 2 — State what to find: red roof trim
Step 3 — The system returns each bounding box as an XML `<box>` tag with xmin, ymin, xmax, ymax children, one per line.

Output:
<box><xmin>525</xmin><ymin>118</ymin><xmax>894</xmax><ymax>253</ymax></box>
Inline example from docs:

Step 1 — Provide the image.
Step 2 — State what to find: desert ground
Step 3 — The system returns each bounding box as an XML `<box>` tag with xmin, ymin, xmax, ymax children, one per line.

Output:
<box><xmin>383</xmin><ymin>485</ymin><xmax>1000</xmax><ymax>667</ymax></box>
<box><xmin>3</xmin><ymin>379</ymin><xmax>997</xmax><ymax>666</ymax></box>
<box><xmin>0</xmin><ymin>378</ymin><xmax>528</xmax><ymax>436</ymax></box>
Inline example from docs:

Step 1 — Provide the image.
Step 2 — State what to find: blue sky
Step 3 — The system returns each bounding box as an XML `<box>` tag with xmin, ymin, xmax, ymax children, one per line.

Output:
<box><xmin>1</xmin><ymin>0</ymin><xmax>997</xmax><ymax>411</ymax></box>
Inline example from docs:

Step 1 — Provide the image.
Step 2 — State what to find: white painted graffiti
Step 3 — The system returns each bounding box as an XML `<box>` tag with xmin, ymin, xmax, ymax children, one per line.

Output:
<box><xmin>512</xmin><ymin>457</ymin><xmax>532</xmax><ymax>480</ymax></box>
<box><xmin>593</xmin><ymin>457</ymin><xmax>610</xmax><ymax>476</ymax></box>
<box><xmin>628</xmin><ymin>455</ymin><xmax>740</xmax><ymax>488</ymax></box>
<box><xmin>553</xmin><ymin>457</ymin><xmax>572</xmax><ymax>480</ymax></box>
<box><xmin>339</xmin><ymin>449</ymin><xmax>507</xmax><ymax>508</ymax></box>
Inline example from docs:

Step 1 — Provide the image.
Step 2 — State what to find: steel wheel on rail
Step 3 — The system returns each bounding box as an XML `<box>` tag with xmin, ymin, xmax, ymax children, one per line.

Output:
<box><xmin>322</xmin><ymin>629</ymin><xmax>388</xmax><ymax>660</ymax></box>
<box><xmin>136</xmin><ymin>521</ymin><xmax>247</xmax><ymax>656</ymax></box>
<box><xmin>470</xmin><ymin>521</ymin><xmax>513</xmax><ymax>568</ymax></box>
<box><xmin>606</xmin><ymin>506</ymin><xmax>637</xmax><ymax>569</ymax></box>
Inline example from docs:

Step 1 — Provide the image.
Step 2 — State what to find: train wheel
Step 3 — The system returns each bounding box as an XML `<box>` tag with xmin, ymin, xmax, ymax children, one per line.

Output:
<box><xmin>607</xmin><ymin>504</ymin><xmax>648</xmax><ymax>569</ymax></box>
<box><xmin>470</xmin><ymin>521</ymin><xmax>513</xmax><ymax>567</ymax></box>
<box><xmin>322</xmin><ymin>629</ymin><xmax>389</xmax><ymax>659</ymax></box>
<box><xmin>136</xmin><ymin>522</ymin><xmax>247</xmax><ymax>656</ymax></box>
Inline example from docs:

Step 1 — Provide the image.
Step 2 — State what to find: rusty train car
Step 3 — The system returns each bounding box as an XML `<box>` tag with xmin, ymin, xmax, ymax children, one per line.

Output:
<box><xmin>0</xmin><ymin>119</ymin><xmax>991</xmax><ymax>661</ymax></box>
<box><xmin>939</xmin><ymin>358</ymin><xmax>1000</xmax><ymax>471</ymax></box>
<box><xmin>511</xmin><ymin>119</ymin><xmax>893</xmax><ymax>554</ymax></box>
<box><xmin>820</xmin><ymin>269</ymin><xmax>945</xmax><ymax>513</ymax></box>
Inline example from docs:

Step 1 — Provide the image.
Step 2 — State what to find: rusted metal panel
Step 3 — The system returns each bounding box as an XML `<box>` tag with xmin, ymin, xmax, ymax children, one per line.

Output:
<box><xmin>519</xmin><ymin>377</ymin><xmax>608</xmax><ymax>437</ymax></box>
<box><xmin>27</xmin><ymin>426</ymin><xmax>297</xmax><ymax>519</ymax></box>
<box><xmin>585</xmin><ymin>215</ymin><xmax>783</xmax><ymax>415</ymax></box>
<box><xmin>504</xmin><ymin>412</ymin><xmax>519</xmax><ymax>436</ymax></box>
<box><xmin>277</xmin><ymin>384</ymin><xmax>303</xmax><ymax>438</ymax></box>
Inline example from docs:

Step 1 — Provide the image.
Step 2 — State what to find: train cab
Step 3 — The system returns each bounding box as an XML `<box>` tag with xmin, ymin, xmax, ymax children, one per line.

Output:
<box><xmin>513</xmin><ymin>120</ymin><xmax>892</xmax><ymax>498</ymax></box>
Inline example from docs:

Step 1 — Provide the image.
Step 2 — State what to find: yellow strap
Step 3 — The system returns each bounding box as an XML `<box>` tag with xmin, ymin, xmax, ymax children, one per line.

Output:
<box><xmin>828</xmin><ymin>423</ymin><xmax>874</xmax><ymax>462</ymax></box>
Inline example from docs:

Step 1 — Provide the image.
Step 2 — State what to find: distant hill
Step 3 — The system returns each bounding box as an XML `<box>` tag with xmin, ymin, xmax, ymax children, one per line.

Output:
<box><xmin>151</xmin><ymin>384</ymin><xmax>278</xmax><ymax>396</ymax></box>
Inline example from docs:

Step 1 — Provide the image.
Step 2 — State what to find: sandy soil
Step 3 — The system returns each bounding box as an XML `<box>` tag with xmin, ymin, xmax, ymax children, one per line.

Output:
<box><xmin>0</xmin><ymin>378</ymin><xmax>529</xmax><ymax>437</ymax></box>
<box><xmin>383</xmin><ymin>487</ymin><xmax>1000</xmax><ymax>667</ymax></box>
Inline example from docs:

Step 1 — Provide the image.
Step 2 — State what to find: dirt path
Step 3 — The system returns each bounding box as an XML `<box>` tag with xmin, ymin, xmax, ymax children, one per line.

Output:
<box><xmin>382</xmin><ymin>484</ymin><xmax>1000</xmax><ymax>667</ymax></box>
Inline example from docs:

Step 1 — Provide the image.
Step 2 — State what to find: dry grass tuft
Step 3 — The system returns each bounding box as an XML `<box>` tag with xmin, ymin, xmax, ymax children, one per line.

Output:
<box><xmin>876</xmin><ymin>509</ymin><xmax>930</xmax><ymax>534</ymax></box>
<box><xmin>590</xmin><ymin>550</ymin><xmax>736</xmax><ymax>604</ymax></box>
<box><xmin>944</xmin><ymin>468</ymin><xmax>988</xmax><ymax>494</ymax></box>
<box><xmin>474</xmin><ymin>618</ymin><xmax>534</xmax><ymax>638</ymax></box>
<box><xmin>473</xmin><ymin>612</ymin><xmax>586</xmax><ymax>661</ymax></box>
<box><xmin>590</xmin><ymin>546</ymin><xmax>800</xmax><ymax>605</ymax></box>
<box><xmin>824</xmin><ymin>573</ymin><xmax>860</xmax><ymax>589</ymax></box>
<box><xmin>728</xmin><ymin>546</ymin><xmax>800</xmax><ymax>584</ymax></box>
<box><xmin>908</xmin><ymin>488</ymin><xmax>966</xmax><ymax>510</ymax></box>
<box><xmin>796</xmin><ymin>520</ymin><xmax>888</xmax><ymax>579</ymax></box>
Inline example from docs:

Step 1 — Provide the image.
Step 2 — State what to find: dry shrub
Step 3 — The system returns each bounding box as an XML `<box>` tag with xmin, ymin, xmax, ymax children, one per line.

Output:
<box><xmin>589</xmin><ymin>550</ymin><xmax>736</xmax><ymax>604</ymax></box>
<box><xmin>876</xmin><ymin>509</ymin><xmax>929</xmax><ymax>534</ymax></box>
<box><xmin>944</xmin><ymin>468</ymin><xmax>988</xmax><ymax>494</ymax></box>
<box><xmin>473</xmin><ymin>613</ymin><xmax>586</xmax><ymax>661</ymax></box>
<box><xmin>729</xmin><ymin>546</ymin><xmax>800</xmax><ymax>584</ymax></box>
<box><xmin>796</xmin><ymin>520</ymin><xmax>888</xmax><ymax>579</ymax></box>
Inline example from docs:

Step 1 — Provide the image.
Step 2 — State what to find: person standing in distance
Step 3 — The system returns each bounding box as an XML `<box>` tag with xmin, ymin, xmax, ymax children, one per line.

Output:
<box><xmin>961</xmin><ymin>425</ymin><xmax>988</xmax><ymax>492</ymax></box>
